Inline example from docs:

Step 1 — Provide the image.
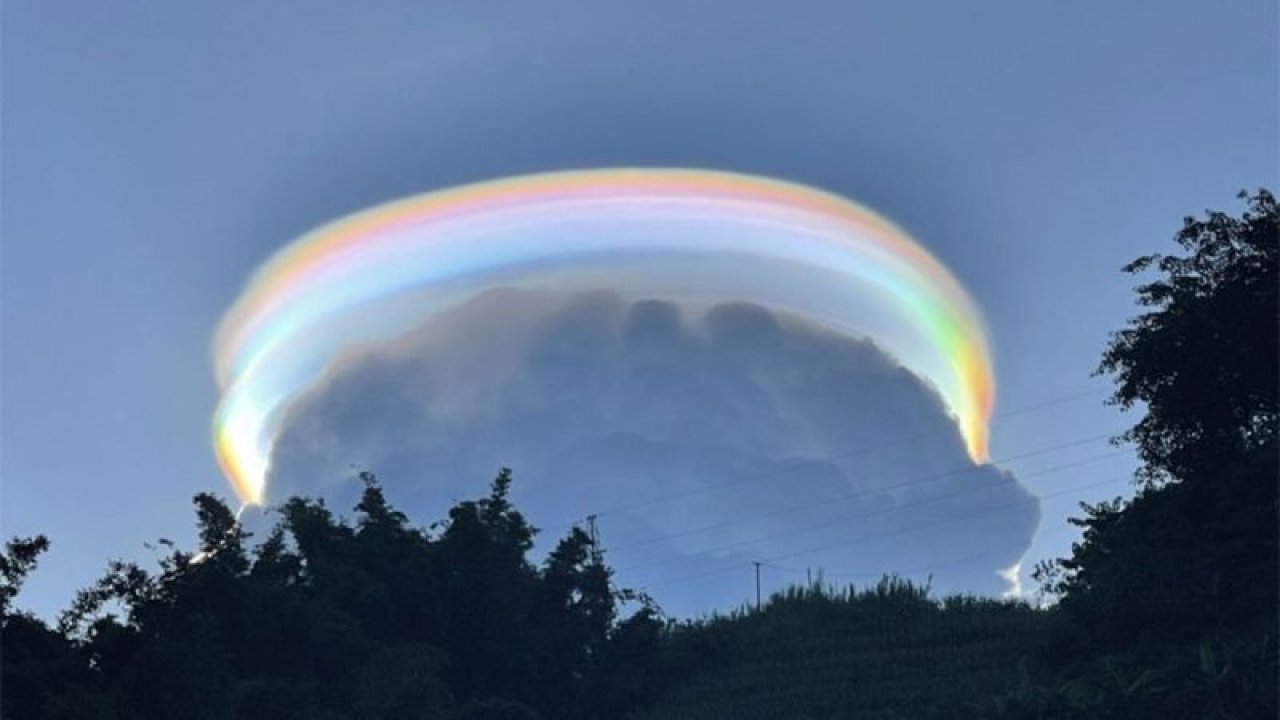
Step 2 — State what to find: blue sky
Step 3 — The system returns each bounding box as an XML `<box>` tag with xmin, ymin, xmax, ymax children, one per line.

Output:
<box><xmin>3</xmin><ymin>1</ymin><xmax>1276</xmax><ymax>618</ymax></box>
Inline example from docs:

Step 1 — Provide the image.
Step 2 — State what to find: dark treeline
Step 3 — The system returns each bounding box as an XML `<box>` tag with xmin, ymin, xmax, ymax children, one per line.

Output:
<box><xmin>2</xmin><ymin>191</ymin><xmax>1275</xmax><ymax>719</ymax></box>
<box><xmin>2</xmin><ymin>469</ymin><xmax>668</xmax><ymax>720</ymax></box>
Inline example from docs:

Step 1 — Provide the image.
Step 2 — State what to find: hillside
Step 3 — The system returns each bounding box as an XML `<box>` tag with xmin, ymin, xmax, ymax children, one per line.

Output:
<box><xmin>643</xmin><ymin>582</ymin><xmax>1048</xmax><ymax>720</ymax></box>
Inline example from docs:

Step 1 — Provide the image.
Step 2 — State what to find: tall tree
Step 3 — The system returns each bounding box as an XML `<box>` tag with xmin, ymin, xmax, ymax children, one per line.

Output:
<box><xmin>1</xmin><ymin>535</ymin><xmax>104</xmax><ymax>720</ymax></box>
<box><xmin>435</xmin><ymin>468</ymin><xmax>539</xmax><ymax>705</ymax></box>
<box><xmin>1098</xmin><ymin>189</ymin><xmax>1277</xmax><ymax>486</ymax></box>
<box><xmin>1038</xmin><ymin>189</ymin><xmax>1279</xmax><ymax>651</ymax></box>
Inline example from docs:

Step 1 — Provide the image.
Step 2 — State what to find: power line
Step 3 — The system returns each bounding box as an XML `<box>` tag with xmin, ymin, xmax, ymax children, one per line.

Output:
<box><xmin>636</xmin><ymin>474</ymin><xmax>1130</xmax><ymax>592</ymax></box>
<box><xmin>604</xmin><ymin>431</ymin><xmax>1124</xmax><ymax>555</ymax></box>
<box><xmin>763</xmin><ymin>552</ymin><xmax>997</xmax><ymax>582</ymax></box>
<box><xmin>569</xmin><ymin>437</ymin><xmax>1248</xmax><ymax>596</ymax></box>
<box><xmin>762</xmin><ymin>519</ymin><xmax>1098</xmax><ymax>582</ymax></box>
<box><xmin>612</xmin><ymin>447</ymin><xmax>1128</xmax><ymax>575</ymax></box>
<box><xmin>586</xmin><ymin>388</ymin><xmax>1111</xmax><ymax>522</ymax></box>
<box><xmin>766</xmin><ymin>475</ymin><xmax>1127</xmax><ymax>566</ymax></box>
<box><xmin>380</xmin><ymin>386</ymin><xmax>1112</xmax><ymax>534</ymax></box>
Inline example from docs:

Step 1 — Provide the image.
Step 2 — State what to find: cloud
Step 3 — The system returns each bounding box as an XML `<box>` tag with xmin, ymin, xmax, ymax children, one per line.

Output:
<box><xmin>268</xmin><ymin>289</ymin><xmax>1039</xmax><ymax>616</ymax></box>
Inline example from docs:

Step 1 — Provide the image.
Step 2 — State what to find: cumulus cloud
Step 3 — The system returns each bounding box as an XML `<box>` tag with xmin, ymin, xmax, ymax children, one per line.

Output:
<box><xmin>268</xmin><ymin>289</ymin><xmax>1039</xmax><ymax>616</ymax></box>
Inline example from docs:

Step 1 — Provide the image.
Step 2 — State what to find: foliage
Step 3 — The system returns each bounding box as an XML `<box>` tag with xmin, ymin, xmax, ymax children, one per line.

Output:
<box><xmin>1098</xmin><ymin>189</ymin><xmax>1277</xmax><ymax>487</ymax></box>
<box><xmin>1035</xmin><ymin>190</ymin><xmax>1278</xmax><ymax>653</ymax></box>
<box><xmin>3</xmin><ymin>469</ymin><xmax>657</xmax><ymax>719</ymax></box>
<box><xmin>966</xmin><ymin>630</ymin><xmax>1277</xmax><ymax>719</ymax></box>
<box><xmin>1015</xmin><ymin>190</ymin><xmax>1280</xmax><ymax>716</ymax></box>
<box><xmin>1</xmin><ymin>536</ymin><xmax>51</xmax><ymax>617</ymax></box>
<box><xmin>640</xmin><ymin>579</ymin><xmax>1050</xmax><ymax>720</ymax></box>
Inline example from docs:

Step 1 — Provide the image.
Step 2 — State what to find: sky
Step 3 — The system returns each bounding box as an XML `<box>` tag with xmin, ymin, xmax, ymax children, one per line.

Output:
<box><xmin>3</xmin><ymin>1</ymin><xmax>1276</xmax><ymax>620</ymax></box>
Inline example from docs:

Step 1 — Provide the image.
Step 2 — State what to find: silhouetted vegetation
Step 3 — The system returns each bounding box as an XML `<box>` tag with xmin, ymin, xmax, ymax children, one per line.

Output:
<box><xmin>3</xmin><ymin>469</ymin><xmax>673</xmax><ymax>719</ymax></box>
<box><xmin>1014</xmin><ymin>189</ymin><xmax>1278</xmax><ymax>718</ymax></box>
<box><xmin>633</xmin><ymin>579</ymin><xmax>1052</xmax><ymax>719</ymax></box>
<box><xmin>3</xmin><ymin>191</ymin><xmax>1275</xmax><ymax>718</ymax></box>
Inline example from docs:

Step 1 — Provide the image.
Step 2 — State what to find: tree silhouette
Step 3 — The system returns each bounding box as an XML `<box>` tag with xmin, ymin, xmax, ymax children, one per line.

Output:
<box><xmin>1099</xmin><ymin>189</ymin><xmax>1278</xmax><ymax>487</ymax></box>
<box><xmin>1</xmin><ymin>536</ymin><xmax>50</xmax><ymax>618</ymax></box>
<box><xmin>1037</xmin><ymin>189</ymin><xmax>1278</xmax><ymax>654</ymax></box>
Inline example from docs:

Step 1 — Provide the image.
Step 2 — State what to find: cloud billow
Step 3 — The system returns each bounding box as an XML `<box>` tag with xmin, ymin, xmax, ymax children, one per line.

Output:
<box><xmin>269</xmin><ymin>290</ymin><xmax>1038</xmax><ymax>616</ymax></box>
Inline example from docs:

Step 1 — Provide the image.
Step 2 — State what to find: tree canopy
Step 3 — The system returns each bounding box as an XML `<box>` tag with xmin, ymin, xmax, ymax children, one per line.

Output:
<box><xmin>4</xmin><ymin>469</ymin><xmax>665</xmax><ymax>720</ymax></box>
<box><xmin>1036</xmin><ymin>189</ymin><xmax>1278</xmax><ymax>658</ymax></box>
<box><xmin>1099</xmin><ymin>189</ymin><xmax>1277</xmax><ymax>487</ymax></box>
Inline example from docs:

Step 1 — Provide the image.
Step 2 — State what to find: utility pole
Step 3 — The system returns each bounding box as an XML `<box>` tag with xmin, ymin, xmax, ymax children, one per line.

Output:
<box><xmin>585</xmin><ymin>514</ymin><xmax>602</xmax><ymax>566</ymax></box>
<box><xmin>753</xmin><ymin>561</ymin><xmax>762</xmax><ymax>610</ymax></box>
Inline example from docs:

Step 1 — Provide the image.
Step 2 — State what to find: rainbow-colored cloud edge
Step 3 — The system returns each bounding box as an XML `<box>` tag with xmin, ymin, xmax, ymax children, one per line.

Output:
<box><xmin>213</xmin><ymin>169</ymin><xmax>995</xmax><ymax>505</ymax></box>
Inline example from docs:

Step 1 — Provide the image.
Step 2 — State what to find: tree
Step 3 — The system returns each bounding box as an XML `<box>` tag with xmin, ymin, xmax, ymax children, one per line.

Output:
<box><xmin>1037</xmin><ymin>189</ymin><xmax>1279</xmax><ymax>651</ymax></box>
<box><xmin>1</xmin><ymin>535</ymin><xmax>50</xmax><ymax>618</ymax></box>
<box><xmin>1098</xmin><ymin>189</ymin><xmax>1277</xmax><ymax>487</ymax></box>
<box><xmin>5</xmin><ymin>467</ymin><xmax>675</xmax><ymax>719</ymax></box>
<box><xmin>435</xmin><ymin>468</ymin><xmax>540</xmax><ymax>704</ymax></box>
<box><xmin>529</xmin><ymin>526</ymin><xmax>615</xmax><ymax>716</ymax></box>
